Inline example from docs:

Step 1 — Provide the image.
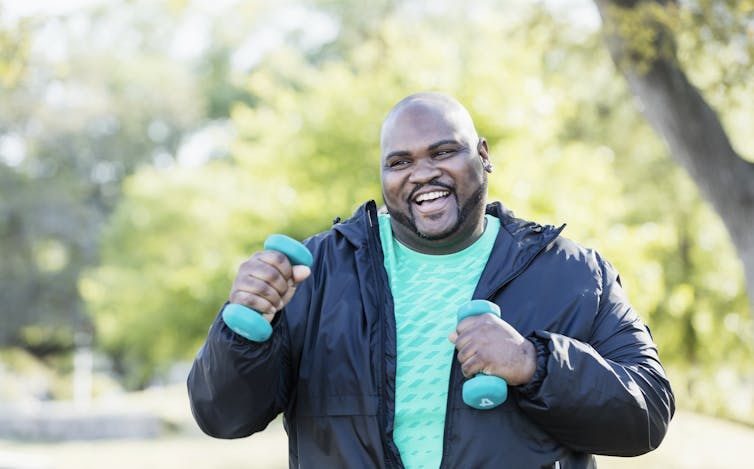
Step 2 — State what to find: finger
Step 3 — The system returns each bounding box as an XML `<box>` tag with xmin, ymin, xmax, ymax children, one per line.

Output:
<box><xmin>236</xmin><ymin>272</ymin><xmax>288</xmax><ymax>305</ymax></box>
<box><xmin>291</xmin><ymin>265</ymin><xmax>311</xmax><ymax>284</ymax></box>
<box><xmin>460</xmin><ymin>353</ymin><xmax>481</xmax><ymax>378</ymax></box>
<box><xmin>455</xmin><ymin>315</ymin><xmax>482</xmax><ymax>335</ymax></box>
<box><xmin>280</xmin><ymin>282</ymin><xmax>299</xmax><ymax>307</ymax></box>
<box><xmin>278</xmin><ymin>266</ymin><xmax>311</xmax><ymax>307</ymax></box>
<box><xmin>230</xmin><ymin>290</ymin><xmax>279</xmax><ymax>315</ymax></box>
<box><xmin>254</xmin><ymin>250</ymin><xmax>294</xmax><ymax>280</ymax></box>
<box><xmin>256</xmin><ymin>251</ymin><xmax>293</xmax><ymax>280</ymax></box>
<box><xmin>453</xmin><ymin>326</ymin><xmax>477</xmax><ymax>351</ymax></box>
<box><xmin>455</xmin><ymin>313</ymin><xmax>505</xmax><ymax>345</ymax></box>
<box><xmin>456</xmin><ymin>342</ymin><xmax>478</xmax><ymax>364</ymax></box>
<box><xmin>448</xmin><ymin>331</ymin><xmax>458</xmax><ymax>344</ymax></box>
<box><xmin>239</xmin><ymin>266</ymin><xmax>290</xmax><ymax>298</ymax></box>
<box><xmin>238</xmin><ymin>252</ymin><xmax>293</xmax><ymax>295</ymax></box>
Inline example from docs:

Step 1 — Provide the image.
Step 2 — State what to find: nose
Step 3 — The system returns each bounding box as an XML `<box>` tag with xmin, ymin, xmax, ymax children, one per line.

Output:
<box><xmin>408</xmin><ymin>157</ymin><xmax>442</xmax><ymax>184</ymax></box>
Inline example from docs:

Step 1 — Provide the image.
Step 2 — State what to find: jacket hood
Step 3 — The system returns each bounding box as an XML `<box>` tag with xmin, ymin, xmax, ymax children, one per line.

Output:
<box><xmin>331</xmin><ymin>200</ymin><xmax>379</xmax><ymax>249</ymax></box>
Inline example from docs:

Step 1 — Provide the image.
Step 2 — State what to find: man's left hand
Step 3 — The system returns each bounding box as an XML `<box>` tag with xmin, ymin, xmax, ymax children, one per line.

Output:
<box><xmin>449</xmin><ymin>313</ymin><xmax>537</xmax><ymax>386</ymax></box>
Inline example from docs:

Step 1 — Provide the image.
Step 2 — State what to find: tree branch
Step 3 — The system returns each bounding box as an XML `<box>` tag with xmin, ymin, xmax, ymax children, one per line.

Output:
<box><xmin>594</xmin><ymin>0</ymin><xmax>754</xmax><ymax>307</ymax></box>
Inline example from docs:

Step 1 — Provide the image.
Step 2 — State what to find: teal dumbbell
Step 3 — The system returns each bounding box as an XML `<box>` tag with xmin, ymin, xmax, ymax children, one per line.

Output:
<box><xmin>457</xmin><ymin>300</ymin><xmax>508</xmax><ymax>409</ymax></box>
<box><xmin>222</xmin><ymin>234</ymin><xmax>313</xmax><ymax>342</ymax></box>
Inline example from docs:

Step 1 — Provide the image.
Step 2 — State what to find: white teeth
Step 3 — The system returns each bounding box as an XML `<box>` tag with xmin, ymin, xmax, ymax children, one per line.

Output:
<box><xmin>415</xmin><ymin>191</ymin><xmax>449</xmax><ymax>203</ymax></box>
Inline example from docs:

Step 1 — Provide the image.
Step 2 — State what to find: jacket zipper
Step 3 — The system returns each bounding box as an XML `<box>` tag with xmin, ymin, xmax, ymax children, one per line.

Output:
<box><xmin>439</xmin><ymin>224</ymin><xmax>565</xmax><ymax>468</ymax></box>
<box><xmin>366</xmin><ymin>205</ymin><xmax>403</xmax><ymax>468</ymax></box>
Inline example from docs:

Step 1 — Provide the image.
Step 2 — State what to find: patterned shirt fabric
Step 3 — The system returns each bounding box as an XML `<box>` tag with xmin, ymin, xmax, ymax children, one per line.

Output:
<box><xmin>378</xmin><ymin>213</ymin><xmax>500</xmax><ymax>469</ymax></box>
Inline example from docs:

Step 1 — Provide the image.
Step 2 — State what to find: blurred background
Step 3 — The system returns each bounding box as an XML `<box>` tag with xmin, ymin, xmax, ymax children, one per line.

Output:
<box><xmin>1</xmin><ymin>0</ymin><xmax>753</xmax><ymax>467</ymax></box>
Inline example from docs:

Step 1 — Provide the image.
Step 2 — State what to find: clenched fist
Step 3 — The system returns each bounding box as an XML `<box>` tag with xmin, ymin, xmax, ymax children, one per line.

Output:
<box><xmin>449</xmin><ymin>313</ymin><xmax>537</xmax><ymax>386</ymax></box>
<box><xmin>229</xmin><ymin>250</ymin><xmax>312</xmax><ymax>323</ymax></box>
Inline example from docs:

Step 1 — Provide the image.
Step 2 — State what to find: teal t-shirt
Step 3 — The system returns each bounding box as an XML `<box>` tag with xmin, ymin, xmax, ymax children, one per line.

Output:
<box><xmin>378</xmin><ymin>214</ymin><xmax>500</xmax><ymax>469</ymax></box>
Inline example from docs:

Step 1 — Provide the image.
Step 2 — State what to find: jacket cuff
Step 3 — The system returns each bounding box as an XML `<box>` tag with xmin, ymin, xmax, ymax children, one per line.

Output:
<box><xmin>516</xmin><ymin>333</ymin><xmax>549</xmax><ymax>396</ymax></box>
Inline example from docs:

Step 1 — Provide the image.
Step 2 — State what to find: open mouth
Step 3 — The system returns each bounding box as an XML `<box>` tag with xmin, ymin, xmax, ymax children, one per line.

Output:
<box><xmin>413</xmin><ymin>190</ymin><xmax>450</xmax><ymax>205</ymax></box>
<box><xmin>411</xmin><ymin>189</ymin><xmax>453</xmax><ymax>215</ymax></box>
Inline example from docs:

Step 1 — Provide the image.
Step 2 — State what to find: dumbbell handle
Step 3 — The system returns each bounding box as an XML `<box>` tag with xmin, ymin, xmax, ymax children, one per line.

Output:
<box><xmin>457</xmin><ymin>300</ymin><xmax>508</xmax><ymax>409</ymax></box>
<box><xmin>222</xmin><ymin>234</ymin><xmax>312</xmax><ymax>342</ymax></box>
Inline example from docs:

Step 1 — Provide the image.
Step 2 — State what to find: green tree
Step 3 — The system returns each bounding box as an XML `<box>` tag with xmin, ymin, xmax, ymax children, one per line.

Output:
<box><xmin>594</xmin><ymin>0</ymin><xmax>754</xmax><ymax>312</ymax></box>
<box><xmin>74</xmin><ymin>0</ymin><xmax>753</xmax><ymax>422</ymax></box>
<box><xmin>0</xmin><ymin>3</ymin><xmax>203</xmax><ymax>352</ymax></box>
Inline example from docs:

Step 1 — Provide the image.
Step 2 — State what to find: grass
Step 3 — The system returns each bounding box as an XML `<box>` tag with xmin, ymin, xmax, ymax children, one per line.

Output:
<box><xmin>2</xmin><ymin>384</ymin><xmax>754</xmax><ymax>468</ymax></box>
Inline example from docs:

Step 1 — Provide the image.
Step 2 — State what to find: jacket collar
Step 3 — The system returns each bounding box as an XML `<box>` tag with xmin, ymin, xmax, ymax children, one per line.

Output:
<box><xmin>475</xmin><ymin>201</ymin><xmax>565</xmax><ymax>299</ymax></box>
<box><xmin>333</xmin><ymin>200</ymin><xmax>564</xmax><ymax>295</ymax></box>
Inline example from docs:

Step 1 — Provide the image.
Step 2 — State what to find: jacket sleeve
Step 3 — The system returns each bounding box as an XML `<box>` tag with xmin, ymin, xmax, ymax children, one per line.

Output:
<box><xmin>186</xmin><ymin>304</ymin><xmax>293</xmax><ymax>439</ymax></box>
<box><xmin>515</xmin><ymin>255</ymin><xmax>675</xmax><ymax>456</ymax></box>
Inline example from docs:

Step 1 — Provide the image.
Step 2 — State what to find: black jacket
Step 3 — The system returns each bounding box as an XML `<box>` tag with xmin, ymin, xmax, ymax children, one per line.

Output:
<box><xmin>188</xmin><ymin>201</ymin><xmax>674</xmax><ymax>468</ymax></box>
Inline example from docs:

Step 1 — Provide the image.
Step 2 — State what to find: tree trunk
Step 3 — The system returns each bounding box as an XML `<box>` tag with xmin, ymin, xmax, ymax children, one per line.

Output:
<box><xmin>594</xmin><ymin>0</ymin><xmax>754</xmax><ymax>312</ymax></box>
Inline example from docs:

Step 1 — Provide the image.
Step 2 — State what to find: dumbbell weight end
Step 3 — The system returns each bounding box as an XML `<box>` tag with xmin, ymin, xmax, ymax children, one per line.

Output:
<box><xmin>222</xmin><ymin>303</ymin><xmax>273</xmax><ymax>342</ymax></box>
<box><xmin>222</xmin><ymin>234</ymin><xmax>312</xmax><ymax>342</ymax></box>
<box><xmin>457</xmin><ymin>300</ymin><xmax>509</xmax><ymax>410</ymax></box>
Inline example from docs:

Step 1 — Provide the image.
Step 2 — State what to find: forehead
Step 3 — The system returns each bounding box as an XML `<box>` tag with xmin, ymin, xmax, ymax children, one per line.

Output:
<box><xmin>381</xmin><ymin>104</ymin><xmax>473</xmax><ymax>156</ymax></box>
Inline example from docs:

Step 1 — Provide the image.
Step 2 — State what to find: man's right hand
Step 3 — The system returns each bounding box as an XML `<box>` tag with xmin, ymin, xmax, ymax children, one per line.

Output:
<box><xmin>229</xmin><ymin>250</ymin><xmax>312</xmax><ymax>323</ymax></box>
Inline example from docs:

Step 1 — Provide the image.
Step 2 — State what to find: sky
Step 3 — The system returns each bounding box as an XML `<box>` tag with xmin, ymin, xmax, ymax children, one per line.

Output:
<box><xmin>3</xmin><ymin>0</ymin><xmax>601</xmax><ymax>28</ymax></box>
<box><xmin>3</xmin><ymin>0</ymin><xmax>107</xmax><ymax>19</ymax></box>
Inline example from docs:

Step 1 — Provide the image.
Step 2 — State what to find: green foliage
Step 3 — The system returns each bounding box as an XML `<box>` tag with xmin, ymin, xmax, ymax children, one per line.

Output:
<box><xmin>678</xmin><ymin>0</ymin><xmax>754</xmax><ymax>97</ymax></box>
<box><xmin>3</xmin><ymin>0</ymin><xmax>753</xmax><ymax>418</ymax></box>
<box><xmin>0</xmin><ymin>2</ymin><xmax>204</xmax><ymax>348</ymax></box>
<box><xmin>0</xmin><ymin>14</ymin><xmax>31</xmax><ymax>90</ymax></box>
<box><xmin>601</xmin><ymin>1</ymin><xmax>681</xmax><ymax>72</ymax></box>
<box><xmin>599</xmin><ymin>0</ymin><xmax>754</xmax><ymax>161</ymax></box>
<box><xmin>81</xmin><ymin>163</ymin><xmax>258</xmax><ymax>387</ymax></box>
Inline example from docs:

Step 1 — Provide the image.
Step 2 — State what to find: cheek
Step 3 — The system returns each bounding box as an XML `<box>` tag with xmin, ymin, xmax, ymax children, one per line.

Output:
<box><xmin>381</xmin><ymin>175</ymin><xmax>405</xmax><ymax>202</ymax></box>
<box><xmin>457</xmin><ymin>165</ymin><xmax>485</xmax><ymax>188</ymax></box>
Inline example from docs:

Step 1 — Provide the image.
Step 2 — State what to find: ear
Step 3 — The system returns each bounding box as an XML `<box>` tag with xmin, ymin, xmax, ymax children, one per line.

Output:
<box><xmin>477</xmin><ymin>138</ymin><xmax>493</xmax><ymax>173</ymax></box>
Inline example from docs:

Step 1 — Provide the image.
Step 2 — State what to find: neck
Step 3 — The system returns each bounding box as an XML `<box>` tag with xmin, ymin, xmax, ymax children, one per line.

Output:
<box><xmin>391</xmin><ymin>213</ymin><xmax>487</xmax><ymax>255</ymax></box>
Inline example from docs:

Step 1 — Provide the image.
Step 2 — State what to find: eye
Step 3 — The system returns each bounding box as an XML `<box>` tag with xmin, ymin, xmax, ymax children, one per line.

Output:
<box><xmin>388</xmin><ymin>159</ymin><xmax>410</xmax><ymax>168</ymax></box>
<box><xmin>433</xmin><ymin>149</ymin><xmax>455</xmax><ymax>158</ymax></box>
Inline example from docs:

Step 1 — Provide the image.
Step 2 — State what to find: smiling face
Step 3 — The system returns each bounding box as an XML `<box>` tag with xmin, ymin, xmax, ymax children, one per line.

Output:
<box><xmin>380</xmin><ymin>94</ymin><xmax>491</xmax><ymax>254</ymax></box>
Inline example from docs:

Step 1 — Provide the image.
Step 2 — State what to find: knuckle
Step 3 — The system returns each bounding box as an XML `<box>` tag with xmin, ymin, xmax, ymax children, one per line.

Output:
<box><xmin>257</xmin><ymin>268</ymin><xmax>278</xmax><ymax>285</ymax></box>
<box><xmin>260</xmin><ymin>250</ymin><xmax>289</xmax><ymax>270</ymax></box>
<box><xmin>259</xmin><ymin>282</ymin><xmax>281</xmax><ymax>300</ymax></box>
<box><xmin>231</xmin><ymin>288</ymin><xmax>275</xmax><ymax>314</ymax></box>
<box><xmin>228</xmin><ymin>291</ymin><xmax>242</xmax><ymax>304</ymax></box>
<box><xmin>247</xmin><ymin>295</ymin><xmax>274</xmax><ymax>314</ymax></box>
<box><xmin>230</xmin><ymin>290</ymin><xmax>254</xmax><ymax>307</ymax></box>
<box><xmin>267</xmin><ymin>250</ymin><xmax>288</xmax><ymax>264</ymax></box>
<box><xmin>239</xmin><ymin>256</ymin><xmax>264</xmax><ymax>275</ymax></box>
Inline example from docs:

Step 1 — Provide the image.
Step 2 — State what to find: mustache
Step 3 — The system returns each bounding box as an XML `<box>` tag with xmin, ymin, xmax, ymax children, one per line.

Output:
<box><xmin>408</xmin><ymin>180</ymin><xmax>456</xmax><ymax>203</ymax></box>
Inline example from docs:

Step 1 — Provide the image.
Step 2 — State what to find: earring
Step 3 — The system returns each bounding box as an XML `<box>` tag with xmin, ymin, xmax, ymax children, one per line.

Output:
<box><xmin>484</xmin><ymin>162</ymin><xmax>494</xmax><ymax>173</ymax></box>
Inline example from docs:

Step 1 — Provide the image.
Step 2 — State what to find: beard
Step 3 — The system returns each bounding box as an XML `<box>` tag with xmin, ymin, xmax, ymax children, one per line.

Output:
<box><xmin>384</xmin><ymin>178</ymin><xmax>487</xmax><ymax>241</ymax></box>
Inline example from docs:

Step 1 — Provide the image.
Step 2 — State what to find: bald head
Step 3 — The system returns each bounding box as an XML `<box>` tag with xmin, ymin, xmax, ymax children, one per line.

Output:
<box><xmin>380</xmin><ymin>92</ymin><xmax>479</xmax><ymax>154</ymax></box>
<box><xmin>378</xmin><ymin>92</ymin><xmax>492</xmax><ymax>254</ymax></box>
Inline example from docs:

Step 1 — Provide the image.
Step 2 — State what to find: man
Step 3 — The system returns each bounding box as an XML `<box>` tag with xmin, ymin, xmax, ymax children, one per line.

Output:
<box><xmin>188</xmin><ymin>92</ymin><xmax>674</xmax><ymax>468</ymax></box>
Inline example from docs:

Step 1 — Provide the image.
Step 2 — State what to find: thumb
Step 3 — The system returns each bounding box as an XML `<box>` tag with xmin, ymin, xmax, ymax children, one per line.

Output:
<box><xmin>280</xmin><ymin>265</ymin><xmax>311</xmax><ymax>309</ymax></box>
<box><xmin>292</xmin><ymin>265</ymin><xmax>311</xmax><ymax>284</ymax></box>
